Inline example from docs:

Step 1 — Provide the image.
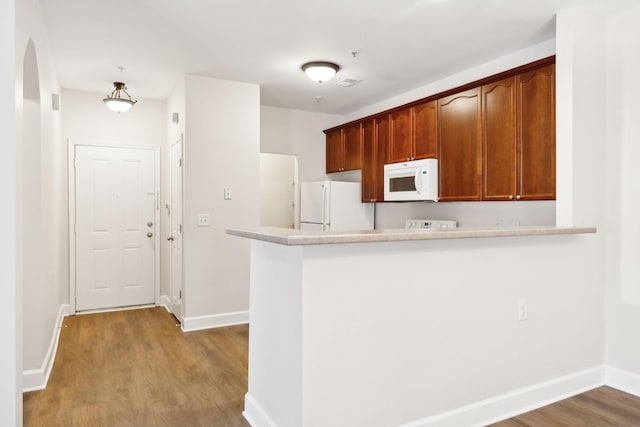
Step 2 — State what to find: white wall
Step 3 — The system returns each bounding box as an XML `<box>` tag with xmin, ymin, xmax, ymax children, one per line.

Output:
<box><xmin>260</xmin><ymin>105</ymin><xmax>342</xmax><ymax>183</ymax></box>
<box><xmin>604</xmin><ymin>4</ymin><xmax>640</xmax><ymax>379</ymax></box>
<box><xmin>248</xmin><ymin>233</ymin><xmax>603</xmax><ymax>427</ymax></box>
<box><xmin>183</xmin><ymin>75</ymin><xmax>260</xmax><ymax>324</ymax></box>
<box><xmin>1</xmin><ymin>0</ymin><xmax>19</xmax><ymax>422</ymax></box>
<box><xmin>62</xmin><ymin>89</ymin><xmax>166</xmax><ymax>147</ymax></box>
<box><xmin>375</xmin><ymin>201</ymin><xmax>556</xmax><ymax>229</ymax></box>
<box><xmin>16</xmin><ymin>0</ymin><xmax>65</xmax><ymax>398</ymax></box>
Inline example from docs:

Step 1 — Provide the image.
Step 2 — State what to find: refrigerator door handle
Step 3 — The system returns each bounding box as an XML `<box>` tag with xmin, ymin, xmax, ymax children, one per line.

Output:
<box><xmin>321</xmin><ymin>184</ymin><xmax>328</xmax><ymax>224</ymax></box>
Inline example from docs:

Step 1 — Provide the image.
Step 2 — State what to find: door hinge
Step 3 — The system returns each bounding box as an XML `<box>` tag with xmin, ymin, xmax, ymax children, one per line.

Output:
<box><xmin>179</xmin><ymin>290</ymin><xmax>182</xmax><ymax>300</ymax></box>
<box><xmin>179</xmin><ymin>158</ymin><xmax>182</xmax><ymax>167</ymax></box>
<box><xmin>179</xmin><ymin>224</ymin><xmax>182</xmax><ymax>233</ymax></box>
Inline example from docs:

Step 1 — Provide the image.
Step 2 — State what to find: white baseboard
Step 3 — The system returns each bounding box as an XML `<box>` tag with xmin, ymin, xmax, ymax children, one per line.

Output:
<box><xmin>159</xmin><ymin>294</ymin><xmax>171</xmax><ymax>312</ymax></box>
<box><xmin>23</xmin><ymin>304</ymin><xmax>73</xmax><ymax>392</ymax></box>
<box><xmin>243</xmin><ymin>367</ymin><xmax>604</xmax><ymax>427</ymax></box>
<box><xmin>605</xmin><ymin>366</ymin><xmax>640</xmax><ymax>397</ymax></box>
<box><xmin>243</xmin><ymin>392</ymin><xmax>279</xmax><ymax>427</ymax></box>
<box><xmin>182</xmin><ymin>310</ymin><xmax>249</xmax><ymax>332</ymax></box>
<box><xmin>399</xmin><ymin>366</ymin><xmax>605</xmax><ymax>427</ymax></box>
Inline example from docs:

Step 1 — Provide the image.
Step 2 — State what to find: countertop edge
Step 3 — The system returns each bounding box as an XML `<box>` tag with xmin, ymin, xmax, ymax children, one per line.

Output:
<box><xmin>226</xmin><ymin>226</ymin><xmax>597</xmax><ymax>246</ymax></box>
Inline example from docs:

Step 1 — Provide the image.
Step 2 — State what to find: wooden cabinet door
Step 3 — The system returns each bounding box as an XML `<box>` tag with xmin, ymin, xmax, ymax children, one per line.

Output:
<box><xmin>438</xmin><ymin>88</ymin><xmax>483</xmax><ymax>201</ymax></box>
<box><xmin>361</xmin><ymin>117</ymin><xmax>389</xmax><ymax>202</ymax></box>
<box><xmin>412</xmin><ymin>101</ymin><xmax>437</xmax><ymax>160</ymax></box>
<box><xmin>325</xmin><ymin>129</ymin><xmax>343</xmax><ymax>173</ymax></box>
<box><xmin>376</xmin><ymin>116</ymin><xmax>389</xmax><ymax>201</ymax></box>
<box><xmin>483</xmin><ymin>77</ymin><xmax>517</xmax><ymax>200</ymax></box>
<box><xmin>388</xmin><ymin>108</ymin><xmax>412</xmax><ymax>163</ymax></box>
<box><xmin>517</xmin><ymin>64</ymin><xmax>555</xmax><ymax>200</ymax></box>
<box><xmin>361</xmin><ymin>120</ymin><xmax>376</xmax><ymax>202</ymax></box>
<box><xmin>343</xmin><ymin>123</ymin><xmax>362</xmax><ymax>171</ymax></box>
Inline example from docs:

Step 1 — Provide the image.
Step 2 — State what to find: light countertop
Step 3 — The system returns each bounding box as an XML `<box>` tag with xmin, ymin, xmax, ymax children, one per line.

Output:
<box><xmin>226</xmin><ymin>225</ymin><xmax>597</xmax><ymax>246</ymax></box>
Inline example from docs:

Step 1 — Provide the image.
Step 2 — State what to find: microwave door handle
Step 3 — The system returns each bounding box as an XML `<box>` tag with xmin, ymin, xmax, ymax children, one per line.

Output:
<box><xmin>414</xmin><ymin>168</ymin><xmax>422</xmax><ymax>194</ymax></box>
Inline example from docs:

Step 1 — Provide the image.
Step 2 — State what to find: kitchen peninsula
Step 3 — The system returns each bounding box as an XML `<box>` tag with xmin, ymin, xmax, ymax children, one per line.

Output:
<box><xmin>228</xmin><ymin>226</ymin><xmax>599</xmax><ymax>427</ymax></box>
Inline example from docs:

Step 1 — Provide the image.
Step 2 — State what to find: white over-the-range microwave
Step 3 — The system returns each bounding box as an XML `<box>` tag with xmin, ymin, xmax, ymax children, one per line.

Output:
<box><xmin>383</xmin><ymin>158</ymin><xmax>438</xmax><ymax>202</ymax></box>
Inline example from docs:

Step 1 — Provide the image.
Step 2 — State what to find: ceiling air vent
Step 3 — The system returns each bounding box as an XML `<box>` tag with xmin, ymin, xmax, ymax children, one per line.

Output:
<box><xmin>335</xmin><ymin>78</ymin><xmax>362</xmax><ymax>87</ymax></box>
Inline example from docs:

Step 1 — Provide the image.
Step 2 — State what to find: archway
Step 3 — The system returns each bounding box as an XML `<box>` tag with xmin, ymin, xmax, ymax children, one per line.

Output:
<box><xmin>21</xmin><ymin>39</ymin><xmax>45</xmax><ymax>375</ymax></box>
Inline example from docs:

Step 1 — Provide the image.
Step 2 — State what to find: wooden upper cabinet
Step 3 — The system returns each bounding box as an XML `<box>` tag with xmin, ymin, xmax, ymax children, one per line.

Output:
<box><xmin>388</xmin><ymin>102</ymin><xmax>437</xmax><ymax>164</ymax></box>
<box><xmin>483</xmin><ymin>77</ymin><xmax>517</xmax><ymax>201</ymax></box>
<box><xmin>438</xmin><ymin>88</ymin><xmax>483</xmax><ymax>201</ymax></box>
<box><xmin>361</xmin><ymin>116</ymin><xmax>389</xmax><ymax>203</ymax></box>
<box><xmin>388</xmin><ymin>108</ymin><xmax>412</xmax><ymax>163</ymax></box>
<box><xmin>343</xmin><ymin>123</ymin><xmax>362</xmax><ymax>171</ymax></box>
<box><xmin>412</xmin><ymin>100</ymin><xmax>438</xmax><ymax>160</ymax></box>
<box><xmin>325</xmin><ymin>124</ymin><xmax>362</xmax><ymax>174</ymax></box>
<box><xmin>362</xmin><ymin>119</ymin><xmax>377</xmax><ymax>202</ymax></box>
<box><xmin>517</xmin><ymin>64</ymin><xmax>556</xmax><ymax>200</ymax></box>
<box><xmin>325</xmin><ymin>59</ymin><xmax>555</xmax><ymax>202</ymax></box>
<box><xmin>325</xmin><ymin>129</ymin><xmax>344</xmax><ymax>173</ymax></box>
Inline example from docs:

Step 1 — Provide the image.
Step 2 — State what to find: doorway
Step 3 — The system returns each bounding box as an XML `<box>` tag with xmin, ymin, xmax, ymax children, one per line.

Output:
<box><xmin>70</xmin><ymin>144</ymin><xmax>160</xmax><ymax>312</ymax></box>
<box><xmin>259</xmin><ymin>153</ymin><xmax>298</xmax><ymax>228</ymax></box>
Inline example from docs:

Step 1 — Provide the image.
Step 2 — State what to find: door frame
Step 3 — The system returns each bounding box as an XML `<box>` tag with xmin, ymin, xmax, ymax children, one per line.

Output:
<box><xmin>68</xmin><ymin>139</ymin><xmax>161</xmax><ymax>313</ymax></box>
<box><xmin>169</xmin><ymin>135</ymin><xmax>184</xmax><ymax>322</ymax></box>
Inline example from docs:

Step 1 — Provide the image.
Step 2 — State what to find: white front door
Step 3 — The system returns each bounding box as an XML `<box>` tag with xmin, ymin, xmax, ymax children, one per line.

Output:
<box><xmin>169</xmin><ymin>139</ymin><xmax>184</xmax><ymax>322</ymax></box>
<box><xmin>75</xmin><ymin>145</ymin><xmax>157</xmax><ymax>311</ymax></box>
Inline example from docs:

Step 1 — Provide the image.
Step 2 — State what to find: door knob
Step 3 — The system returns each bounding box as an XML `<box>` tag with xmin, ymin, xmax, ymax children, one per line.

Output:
<box><xmin>147</xmin><ymin>232</ymin><xmax>153</xmax><ymax>238</ymax></box>
<box><xmin>167</xmin><ymin>236</ymin><xmax>174</xmax><ymax>241</ymax></box>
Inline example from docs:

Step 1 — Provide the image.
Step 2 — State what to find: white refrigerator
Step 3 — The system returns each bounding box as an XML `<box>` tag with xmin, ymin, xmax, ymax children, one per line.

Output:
<box><xmin>300</xmin><ymin>181</ymin><xmax>374</xmax><ymax>231</ymax></box>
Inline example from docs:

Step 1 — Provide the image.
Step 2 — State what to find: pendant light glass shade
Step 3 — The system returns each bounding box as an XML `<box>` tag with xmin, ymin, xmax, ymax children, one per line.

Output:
<box><xmin>301</xmin><ymin>62</ymin><xmax>340</xmax><ymax>83</ymax></box>
<box><xmin>103</xmin><ymin>82</ymin><xmax>137</xmax><ymax>113</ymax></box>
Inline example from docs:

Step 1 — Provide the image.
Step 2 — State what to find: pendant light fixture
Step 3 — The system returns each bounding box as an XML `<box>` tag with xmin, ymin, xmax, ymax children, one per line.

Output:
<box><xmin>103</xmin><ymin>82</ymin><xmax>137</xmax><ymax>113</ymax></box>
<box><xmin>301</xmin><ymin>61</ymin><xmax>340</xmax><ymax>83</ymax></box>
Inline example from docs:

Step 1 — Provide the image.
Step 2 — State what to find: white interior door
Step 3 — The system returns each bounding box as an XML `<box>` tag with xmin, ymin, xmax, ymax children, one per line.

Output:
<box><xmin>75</xmin><ymin>145</ymin><xmax>157</xmax><ymax>311</ymax></box>
<box><xmin>169</xmin><ymin>139</ymin><xmax>184</xmax><ymax>322</ymax></box>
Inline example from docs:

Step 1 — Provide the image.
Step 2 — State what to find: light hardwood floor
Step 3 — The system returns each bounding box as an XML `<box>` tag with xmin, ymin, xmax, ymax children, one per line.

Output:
<box><xmin>490</xmin><ymin>386</ymin><xmax>640</xmax><ymax>426</ymax></box>
<box><xmin>24</xmin><ymin>307</ymin><xmax>640</xmax><ymax>426</ymax></box>
<box><xmin>23</xmin><ymin>307</ymin><xmax>250</xmax><ymax>427</ymax></box>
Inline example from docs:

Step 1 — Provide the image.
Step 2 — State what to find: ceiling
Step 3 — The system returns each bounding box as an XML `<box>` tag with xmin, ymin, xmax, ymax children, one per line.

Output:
<box><xmin>38</xmin><ymin>0</ymin><xmax>594</xmax><ymax>115</ymax></box>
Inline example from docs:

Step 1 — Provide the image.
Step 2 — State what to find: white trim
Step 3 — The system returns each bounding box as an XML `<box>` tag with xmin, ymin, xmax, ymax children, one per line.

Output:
<box><xmin>182</xmin><ymin>310</ymin><xmax>249</xmax><ymax>332</ymax></box>
<box><xmin>68</xmin><ymin>140</ymin><xmax>161</xmax><ymax>314</ymax></box>
<box><xmin>398</xmin><ymin>366</ymin><xmax>604</xmax><ymax>427</ymax></box>
<box><xmin>605</xmin><ymin>366</ymin><xmax>640</xmax><ymax>397</ymax></box>
<box><xmin>75</xmin><ymin>304</ymin><xmax>156</xmax><ymax>316</ymax></box>
<box><xmin>243</xmin><ymin>392</ymin><xmax>278</xmax><ymax>427</ymax></box>
<box><xmin>22</xmin><ymin>304</ymin><xmax>73</xmax><ymax>392</ymax></box>
<box><xmin>160</xmin><ymin>294</ymin><xmax>171</xmax><ymax>312</ymax></box>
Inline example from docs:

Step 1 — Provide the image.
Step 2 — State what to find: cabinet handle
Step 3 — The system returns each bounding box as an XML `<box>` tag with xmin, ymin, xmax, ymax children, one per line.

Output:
<box><xmin>508</xmin><ymin>195</ymin><xmax>514</xmax><ymax>200</ymax></box>
<box><xmin>516</xmin><ymin>195</ymin><xmax>521</xmax><ymax>200</ymax></box>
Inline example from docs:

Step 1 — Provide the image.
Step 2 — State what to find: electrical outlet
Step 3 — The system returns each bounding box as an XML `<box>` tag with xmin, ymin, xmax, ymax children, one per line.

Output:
<box><xmin>197</xmin><ymin>213</ymin><xmax>210</xmax><ymax>227</ymax></box>
<box><xmin>224</xmin><ymin>188</ymin><xmax>232</xmax><ymax>200</ymax></box>
<box><xmin>517</xmin><ymin>299</ymin><xmax>528</xmax><ymax>321</ymax></box>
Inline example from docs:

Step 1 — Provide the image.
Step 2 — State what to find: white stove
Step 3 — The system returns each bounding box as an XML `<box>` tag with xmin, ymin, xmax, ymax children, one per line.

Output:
<box><xmin>404</xmin><ymin>219</ymin><xmax>457</xmax><ymax>229</ymax></box>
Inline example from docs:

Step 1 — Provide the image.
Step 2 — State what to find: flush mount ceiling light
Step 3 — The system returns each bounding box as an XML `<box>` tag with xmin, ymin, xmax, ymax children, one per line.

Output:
<box><xmin>103</xmin><ymin>82</ymin><xmax>137</xmax><ymax>113</ymax></box>
<box><xmin>301</xmin><ymin>61</ymin><xmax>340</xmax><ymax>83</ymax></box>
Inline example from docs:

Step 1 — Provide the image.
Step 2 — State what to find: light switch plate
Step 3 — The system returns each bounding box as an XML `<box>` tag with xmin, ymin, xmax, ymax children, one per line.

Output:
<box><xmin>197</xmin><ymin>213</ymin><xmax>210</xmax><ymax>227</ymax></box>
<box><xmin>224</xmin><ymin>188</ymin><xmax>232</xmax><ymax>200</ymax></box>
